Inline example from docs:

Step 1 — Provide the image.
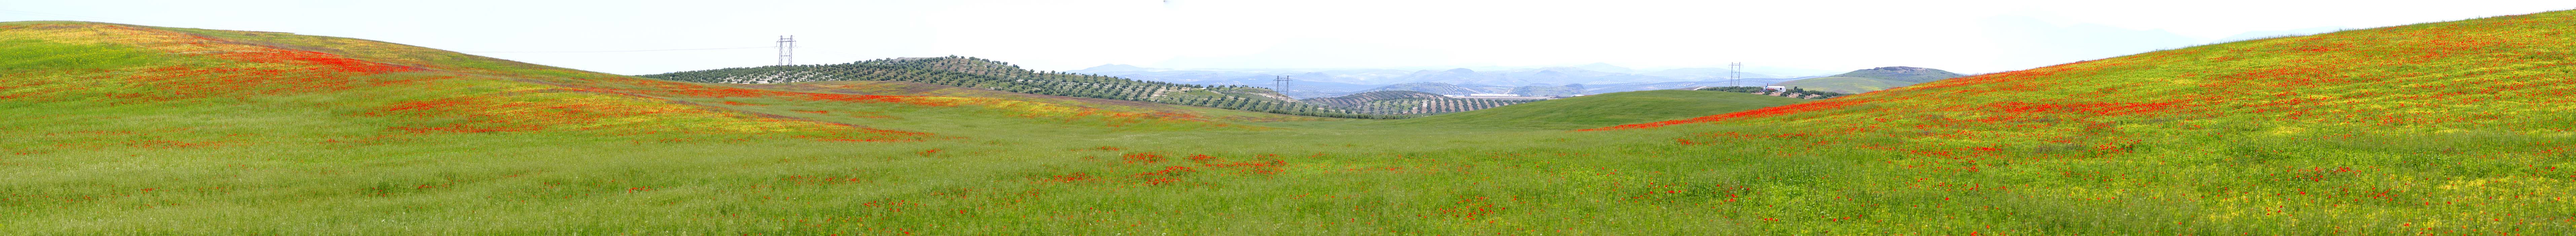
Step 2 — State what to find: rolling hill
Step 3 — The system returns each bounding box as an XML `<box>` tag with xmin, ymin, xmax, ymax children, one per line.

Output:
<box><xmin>1580</xmin><ymin>10</ymin><xmax>2576</xmax><ymax>235</ymax></box>
<box><xmin>0</xmin><ymin>21</ymin><xmax>977</xmax><ymax>145</ymax></box>
<box><xmin>3</xmin><ymin>21</ymin><xmax>1320</xmax><ymax>233</ymax></box>
<box><xmin>1385</xmin><ymin>90</ymin><xmax>1808</xmax><ymax>129</ymax></box>
<box><xmin>639</xmin><ymin>57</ymin><xmax>1382</xmax><ymax>118</ymax></box>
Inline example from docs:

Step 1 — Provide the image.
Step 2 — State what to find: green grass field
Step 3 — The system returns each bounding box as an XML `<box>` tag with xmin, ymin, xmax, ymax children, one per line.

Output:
<box><xmin>6</xmin><ymin>8</ymin><xmax>2576</xmax><ymax>236</ymax></box>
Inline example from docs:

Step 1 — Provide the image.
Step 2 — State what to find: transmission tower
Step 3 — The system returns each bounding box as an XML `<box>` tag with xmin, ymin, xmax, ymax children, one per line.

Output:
<box><xmin>1273</xmin><ymin>75</ymin><xmax>1293</xmax><ymax>95</ymax></box>
<box><xmin>776</xmin><ymin>35</ymin><xmax>797</xmax><ymax>66</ymax></box>
<box><xmin>1729</xmin><ymin>62</ymin><xmax>1743</xmax><ymax>87</ymax></box>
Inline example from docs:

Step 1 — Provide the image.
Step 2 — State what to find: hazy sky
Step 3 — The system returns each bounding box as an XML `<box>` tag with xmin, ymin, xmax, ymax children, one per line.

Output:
<box><xmin>5</xmin><ymin>0</ymin><xmax>2570</xmax><ymax>75</ymax></box>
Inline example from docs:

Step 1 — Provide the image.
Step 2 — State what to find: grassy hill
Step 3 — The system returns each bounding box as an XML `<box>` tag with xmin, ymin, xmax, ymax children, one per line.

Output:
<box><xmin>0</xmin><ymin>21</ymin><xmax>1259</xmax><ymax>139</ymax></box>
<box><xmin>0</xmin><ymin>22</ymin><xmax>917</xmax><ymax>144</ymax></box>
<box><xmin>1383</xmin><ymin>90</ymin><xmax>1808</xmax><ymax>129</ymax></box>
<box><xmin>0</xmin><ymin>21</ymin><xmax>1317</xmax><ymax>233</ymax></box>
<box><xmin>1582</xmin><ymin>9</ymin><xmax>2576</xmax><ymax>235</ymax></box>
<box><xmin>640</xmin><ymin>57</ymin><xmax>1382</xmax><ymax>118</ymax></box>
<box><xmin>1297</xmin><ymin>90</ymin><xmax>1539</xmax><ymax>116</ymax></box>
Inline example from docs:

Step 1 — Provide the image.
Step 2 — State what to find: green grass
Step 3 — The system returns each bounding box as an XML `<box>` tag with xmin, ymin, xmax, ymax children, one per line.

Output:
<box><xmin>7</xmin><ymin>9</ymin><xmax>2576</xmax><ymax>236</ymax></box>
<box><xmin>0</xmin><ymin>39</ymin><xmax>160</xmax><ymax>70</ymax></box>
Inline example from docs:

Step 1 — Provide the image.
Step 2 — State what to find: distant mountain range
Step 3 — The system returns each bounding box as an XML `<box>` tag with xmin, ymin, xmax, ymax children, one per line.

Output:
<box><xmin>1356</xmin><ymin>83</ymin><xmax>1489</xmax><ymax>95</ymax></box>
<box><xmin>1638</xmin><ymin>67</ymin><xmax>1784</xmax><ymax>81</ymax></box>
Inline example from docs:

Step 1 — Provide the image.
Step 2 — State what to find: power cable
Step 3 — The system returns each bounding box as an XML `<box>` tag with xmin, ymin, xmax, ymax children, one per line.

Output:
<box><xmin>457</xmin><ymin>46</ymin><xmax>778</xmax><ymax>53</ymax></box>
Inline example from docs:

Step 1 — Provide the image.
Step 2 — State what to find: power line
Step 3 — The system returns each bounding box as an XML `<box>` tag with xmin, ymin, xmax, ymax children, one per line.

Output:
<box><xmin>1729</xmin><ymin>62</ymin><xmax>1743</xmax><ymax>87</ymax></box>
<box><xmin>777</xmin><ymin>35</ymin><xmax>796</xmax><ymax>66</ymax></box>
<box><xmin>456</xmin><ymin>47</ymin><xmax>773</xmax><ymax>53</ymax></box>
<box><xmin>1273</xmin><ymin>75</ymin><xmax>1292</xmax><ymax>96</ymax></box>
<box><xmin>456</xmin><ymin>47</ymin><xmax>774</xmax><ymax>53</ymax></box>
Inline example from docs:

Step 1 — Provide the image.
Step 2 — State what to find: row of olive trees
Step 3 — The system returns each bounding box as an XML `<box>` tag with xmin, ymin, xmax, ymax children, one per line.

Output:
<box><xmin>637</xmin><ymin>56</ymin><xmax>1400</xmax><ymax>118</ymax></box>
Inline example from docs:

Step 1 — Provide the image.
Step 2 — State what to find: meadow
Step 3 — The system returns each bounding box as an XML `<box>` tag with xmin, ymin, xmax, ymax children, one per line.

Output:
<box><xmin>3</xmin><ymin>9</ymin><xmax>2575</xmax><ymax>236</ymax></box>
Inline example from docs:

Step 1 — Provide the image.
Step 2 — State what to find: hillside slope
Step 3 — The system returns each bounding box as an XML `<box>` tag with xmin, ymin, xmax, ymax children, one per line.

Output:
<box><xmin>0</xmin><ymin>22</ymin><xmax>882</xmax><ymax>143</ymax></box>
<box><xmin>1600</xmin><ymin>13</ymin><xmax>2576</xmax><ymax>134</ymax></box>
<box><xmin>1578</xmin><ymin>10</ymin><xmax>2576</xmax><ymax>234</ymax></box>
<box><xmin>1387</xmin><ymin>90</ymin><xmax>1807</xmax><ymax>129</ymax></box>
<box><xmin>2</xmin><ymin>21</ymin><xmax>1331</xmax><ymax>234</ymax></box>
<box><xmin>0</xmin><ymin>21</ymin><xmax>1251</xmax><ymax>154</ymax></box>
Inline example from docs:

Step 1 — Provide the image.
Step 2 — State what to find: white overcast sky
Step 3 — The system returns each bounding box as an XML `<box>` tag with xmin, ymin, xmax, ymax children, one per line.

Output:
<box><xmin>5</xmin><ymin>0</ymin><xmax>2570</xmax><ymax>75</ymax></box>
